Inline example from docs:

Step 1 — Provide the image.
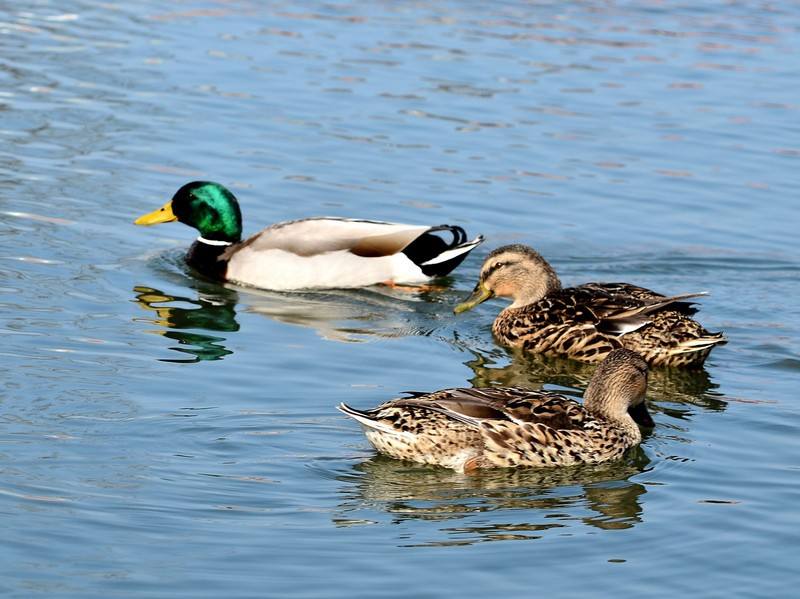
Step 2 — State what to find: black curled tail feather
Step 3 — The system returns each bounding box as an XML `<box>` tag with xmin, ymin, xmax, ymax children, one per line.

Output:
<box><xmin>402</xmin><ymin>225</ymin><xmax>484</xmax><ymax>277</ymax></box>
<box><xmin>427</xmin><ymin>224</ymin><xmax>468</xmax><ymax>246</ymax></box>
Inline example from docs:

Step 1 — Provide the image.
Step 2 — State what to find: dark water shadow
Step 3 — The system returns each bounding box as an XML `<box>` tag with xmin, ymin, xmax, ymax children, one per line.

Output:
<box><xmin>463</xmin><ymin>348</ymin><xmax>727</xmax><ymax>415</ymax></box>
<box><xmin>331</xmin><ymin>452</ymin><xmax>651</xmax><ymax>546</ymax></box>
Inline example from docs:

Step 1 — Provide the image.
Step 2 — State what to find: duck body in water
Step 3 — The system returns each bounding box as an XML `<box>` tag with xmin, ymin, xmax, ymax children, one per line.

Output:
<box><xmin>339</xmin><ymin>349</ymin><xmax>655</xmax><ymax>472</ymax></box>
<box><xmin>454</xmin><ymin>245</ymin><xmax>726</xmax><ymax>367</ymax></box>
<box><xmin>135</xmin><ymin>181</ymin><xmax>484</xmax><ymax>290</ymax></box>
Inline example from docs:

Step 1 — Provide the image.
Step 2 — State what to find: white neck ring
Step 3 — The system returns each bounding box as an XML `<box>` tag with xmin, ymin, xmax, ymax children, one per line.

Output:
<box><xmin>197</xmin><ymin>236</ymin><xmax>233</xmax><ymax>247</ymax></box>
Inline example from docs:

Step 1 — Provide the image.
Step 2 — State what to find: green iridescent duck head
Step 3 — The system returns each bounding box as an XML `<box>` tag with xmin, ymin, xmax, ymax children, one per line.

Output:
<box><xmin>135</xmin><ymin>181</ymin><xmax>243</xmax><ymax>243</ymax></box>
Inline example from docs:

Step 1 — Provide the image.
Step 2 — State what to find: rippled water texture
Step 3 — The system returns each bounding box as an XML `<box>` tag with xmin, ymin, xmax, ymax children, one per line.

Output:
<box><xmin>1</xmin><ymin>1</ymin><xmax>798</xmax><ymax>597</ymax></box>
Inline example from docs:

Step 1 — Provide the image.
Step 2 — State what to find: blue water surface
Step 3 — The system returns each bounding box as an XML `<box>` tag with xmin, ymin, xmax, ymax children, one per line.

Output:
<box><xmin>1</xmin><ymin>1</ymin><xmax>798</xmax><ymax>597</ymax></box>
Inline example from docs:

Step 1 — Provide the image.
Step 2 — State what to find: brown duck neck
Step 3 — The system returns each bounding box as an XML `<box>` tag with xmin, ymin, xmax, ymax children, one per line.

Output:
<box><xmin>504</xmin><ymin>270</ymin><xmax>561</xmax><ymax>310</ymax></box>
<box><xmin>583</xmin><ymin>385</ymin><xmax>642</xmax><ymax>443</ymax></box>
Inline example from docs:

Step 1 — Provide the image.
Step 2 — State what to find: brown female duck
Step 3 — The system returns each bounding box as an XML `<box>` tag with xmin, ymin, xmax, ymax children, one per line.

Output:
<box><xmin>338</xmin><ymin>349</ymin><xmax>654</xmax><ymax>472</ymax></box>
<box><xmin>454</xmin><ymin>244</ymin><xmax>726</xmax><ymax>367</ymax></box>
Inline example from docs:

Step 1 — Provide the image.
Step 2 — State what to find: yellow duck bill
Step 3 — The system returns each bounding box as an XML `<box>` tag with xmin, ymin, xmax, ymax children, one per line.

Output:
<box><xmin>134</xmin><ymin>201</ymin><xmax>177</xmax><ymax>226</ymax></box>
<box><xmin>453</xmin><ymin>282</ymin><xmax>494</xmax><ymax>314</ymax></box>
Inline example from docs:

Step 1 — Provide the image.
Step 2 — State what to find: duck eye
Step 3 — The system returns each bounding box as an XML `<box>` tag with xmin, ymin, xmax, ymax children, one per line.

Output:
<box><xmin>483</xmin><ymin>261</ymin><xmax>508</xmax><ymax>279</ymax></box>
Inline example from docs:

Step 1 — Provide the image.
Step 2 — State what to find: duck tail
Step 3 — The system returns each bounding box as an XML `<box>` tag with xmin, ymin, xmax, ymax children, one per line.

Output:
<box><xmin>650</xmin><ymin>332</ymin><xmax>727</xmax><ymax>366</ymax></box>
<box><xmin>671</xmin><ymin>332</ymin><xmax>728</xmax><ymax>355</ymax></box>
<box><xmin>403</xmin><ymin>226</ymin><xmax>485</xmax><ymax>277</ymax></box>
<box><xmin>337</xmin><ymin>403</ymin><xmax>398</xmax><ymax>435</ymax></box>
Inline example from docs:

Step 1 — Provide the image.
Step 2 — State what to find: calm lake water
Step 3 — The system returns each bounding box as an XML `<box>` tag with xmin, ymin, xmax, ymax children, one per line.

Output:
<box><xmin>1</xmin><ymin>1</ymin><xmax>799</xmax><ymax>596</ymax></box>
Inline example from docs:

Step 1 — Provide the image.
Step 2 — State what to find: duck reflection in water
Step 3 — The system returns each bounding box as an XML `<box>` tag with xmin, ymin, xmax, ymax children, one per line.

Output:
<box><xmin>133</xmin><ymin>285</ymin><xmax>239</xmax><ymax>363</ymax></box>
<box><xmin>132</xmin><ymin>279</ymin><xmax>456</xmax><ymax>361</ymax></box>
<box><xmin>241</xmin><ymin>284</ymin><xmax>450</xmax><ymax>343</ymax></box>
<box><xmin>333</xmin><ymin>452</ymin><xmax>649</xmax><ymax>545</ymax></box>
<box><xmin>143</xmin><ymin>246</ymin><xmax>464</xmax><ymax>344</ymax></box>
<box><xmin>463</xmin><ymin>347</ymin><xmax>725</xmax><ymax>415</ymax></box>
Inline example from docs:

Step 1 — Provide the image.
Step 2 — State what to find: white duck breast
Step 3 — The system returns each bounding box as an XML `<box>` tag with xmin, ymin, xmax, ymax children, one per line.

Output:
<box><xmin>223</xmin><ymin>217</ymin><xmax>483</xmax><ymax>290</ymax></box>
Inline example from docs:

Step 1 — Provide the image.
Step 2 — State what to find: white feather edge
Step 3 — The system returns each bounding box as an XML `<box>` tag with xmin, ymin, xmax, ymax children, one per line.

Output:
<box><xmin>420</xmin><ymin>235</ymin><xmax>485</xmax><ymax>266</ymax></box>
<box><xmin>337</xmin><ymin>403</ymin><xmax>415</xmax><ymax>439</ymax></box>
<box><xmin>672</xmin><ymin>337</ymin><xmax>727</xmax><ymax>352</ymax></box>
<box><xmin>197</xmin><ymin>236</ymin><xmax>233</xmax><ymax>246</ymax></box>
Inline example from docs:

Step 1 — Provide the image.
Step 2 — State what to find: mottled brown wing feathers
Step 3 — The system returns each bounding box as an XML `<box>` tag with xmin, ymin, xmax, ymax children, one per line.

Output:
<box><xmin>581</xmin><ymin>283</ymin><xmax>703</xmax><ymax>316</ymax></box>
<box><xmin>580</xmin><ymin>282</ymin><xmax>665</xmax><ymax>301</ymax></box>
<box><xmin>604</xmin><ymin>292</ymin><xmax>709</xmax><ymax>321</ymax></box>
<box><xmin>392</xmin><ymin>394</ymin><xmax>509</xmax><ymax>421</ymax></box>
<box><xmin>527</xmin><ymin>398</ymin><xmax>588</xmax><ymax>430</ymax></box>
<box><xmin>391</xmin><ymin>388</ymin><xmax>587</xmax><ymax>431</ymax></box>
<box><xmin>518</xmin><ymin>286</ymin><xmax>705</xmax><ymax>334</ymax></box>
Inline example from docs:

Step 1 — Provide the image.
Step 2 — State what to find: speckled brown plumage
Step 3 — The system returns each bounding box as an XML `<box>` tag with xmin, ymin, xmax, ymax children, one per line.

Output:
<box><xmin>338</xmin><ymin>349</ymin><xmax>653</xmax><ymax>472</ymax></box>
<box><xmin>455</xmin><ymin>245</ymin><xmax>726</xmax><ymax>367</ymax></box>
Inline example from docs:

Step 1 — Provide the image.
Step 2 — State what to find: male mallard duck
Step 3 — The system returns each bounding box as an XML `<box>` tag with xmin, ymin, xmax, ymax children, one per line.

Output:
<box><xmin>454</xmin><ymin>244</ymin><xmax>726</xmax><ymax>367</ymax></box>
<box><xmin>338</xmin><ymin>348</ymin><xmax>653</xmax><ymax>472</ymax></box>
<box><xmin>135</xmin><ymin>181</ymin><xmax>484</xmax><ymax>290</ymax></box>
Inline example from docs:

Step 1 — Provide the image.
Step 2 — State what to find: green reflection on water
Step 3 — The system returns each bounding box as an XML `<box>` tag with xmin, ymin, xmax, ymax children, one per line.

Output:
<box><xmin>132</xmin><ymin>285</ymin><xmax>239</xmax><ymax>363</ymax></box>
